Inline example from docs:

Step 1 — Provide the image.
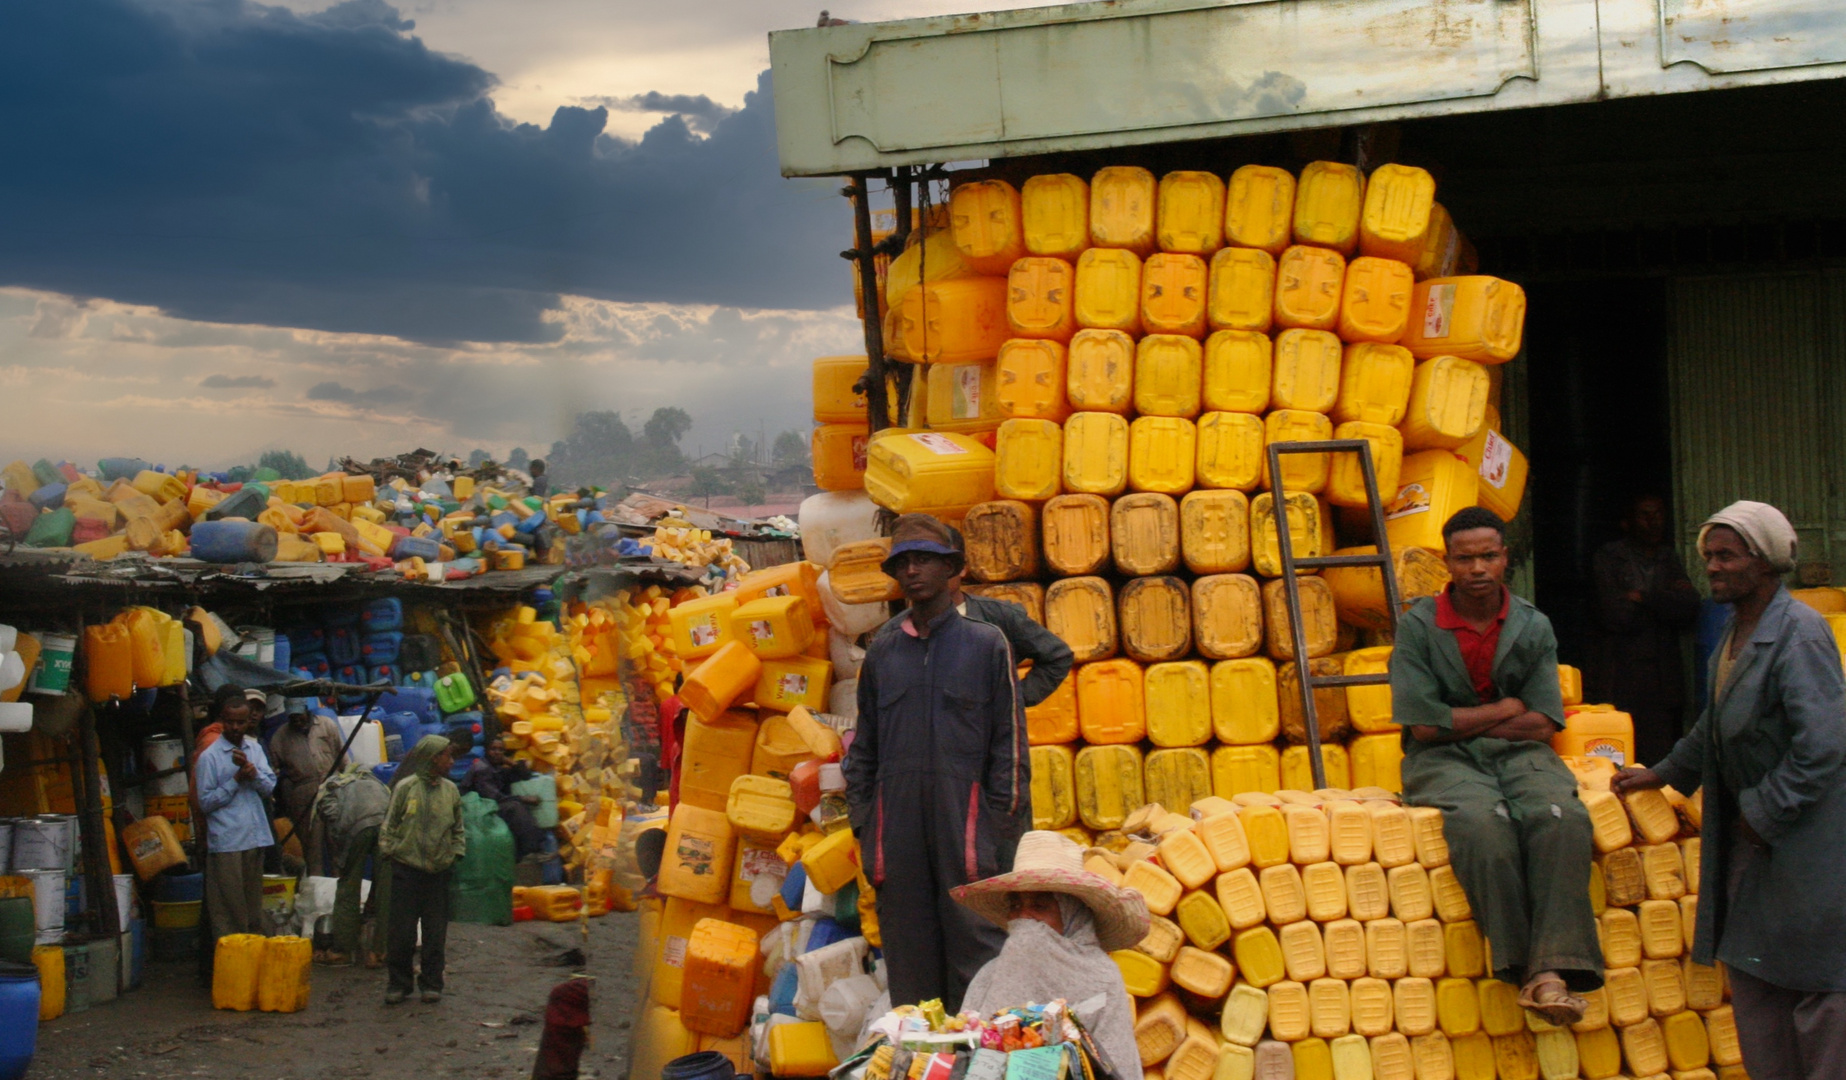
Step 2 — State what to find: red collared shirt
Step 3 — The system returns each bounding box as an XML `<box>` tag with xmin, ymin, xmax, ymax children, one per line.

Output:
<box><xmin>1434</xmin><ymin>586</ymin><xmax>1511</xmax><ymax>702</ymax></box>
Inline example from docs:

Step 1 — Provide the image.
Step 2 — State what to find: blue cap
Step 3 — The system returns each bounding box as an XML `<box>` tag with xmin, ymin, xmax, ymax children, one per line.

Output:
<box><xmin>881</xmin><ymin>538</ymin><xmax>961</xmax><ymax>573</ymax></box>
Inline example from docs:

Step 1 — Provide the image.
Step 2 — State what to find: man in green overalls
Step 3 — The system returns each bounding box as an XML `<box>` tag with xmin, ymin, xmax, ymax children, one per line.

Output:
<box><xmin>1390</xmin><ymin>507</ymin><xmax>1603</xmax><ymax>1025</ymax></box>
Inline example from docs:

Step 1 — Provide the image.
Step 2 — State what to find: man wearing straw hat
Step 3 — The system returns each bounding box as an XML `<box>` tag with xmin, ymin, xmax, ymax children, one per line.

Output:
<box><xmin>952</xmin><ymin>831</ymin><xmax>1149</xmax><ymax>1075</ymax></box>
<box><xmin>845</xmin><ymin>513</ymin><xmax>1030</xmax><ymax>1013</ymax></box>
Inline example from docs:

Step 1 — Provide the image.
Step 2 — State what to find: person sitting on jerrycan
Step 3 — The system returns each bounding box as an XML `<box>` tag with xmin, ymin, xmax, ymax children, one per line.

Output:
<box><xmin>1390</xmin><ymin>506</ymin><xmax>1602</xmax><ymax>1025</ymax></box>
<box><xmin>844</xmin><ymin>512</ymin><xmax>1030</xmax><ymax>1014</ymax></box>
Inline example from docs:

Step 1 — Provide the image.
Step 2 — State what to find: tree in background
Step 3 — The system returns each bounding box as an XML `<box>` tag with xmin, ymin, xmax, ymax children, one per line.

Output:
<box><xmin>643</xmin><ymin>407</ymin><xmax>691</xmax><ymax>453</ymax></box>
<box><xmin>735</xmin><ymin>476</ymin><xmax>767</xmax><ymax>507</ymax></box>
<box><xmin>508</xmin><ymin>447</ymin><xmax>530</xmax><ymax>471</ymax></box>
<box><xmin>467</xmin><ymin>448</ymin><xmax>489</xmax><ymax>467</ymax></box>
<box><xmin>689</xmin><ymin>466</ymin><xmax>729</xmax><ymax>508</ymax></box>
<box><xmin>543</xmin><ymin>412</ymin><xmax>635</xmax><ymax>488</ymax></box>
<box><xmin>772</xmin><ymin>430</ymin><xmax>809</xmax><ymax>469</ymax></box>
<box><xmin>256</xmin><ymin>450</ymin><xmax>315</xmax><ymax>479</ymax></box>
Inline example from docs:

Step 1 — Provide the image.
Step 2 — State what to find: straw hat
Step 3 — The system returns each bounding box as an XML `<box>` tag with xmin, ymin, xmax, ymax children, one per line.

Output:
<box><xmin>951</xmin><ymin>831</ymin><xmax>1150</xmax><ymax>951</ymax></box>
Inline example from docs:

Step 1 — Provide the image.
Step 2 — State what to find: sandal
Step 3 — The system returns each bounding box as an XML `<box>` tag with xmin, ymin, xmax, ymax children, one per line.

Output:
<box><xmin>1518</xmin><ymin>972</ymin><xmax>1587</xmax><ymax>1027</ymax></box>
<box><xmin>314</xmin><ymin>951</ymin><xmax>351</xmax><ymax>966</ymax></box>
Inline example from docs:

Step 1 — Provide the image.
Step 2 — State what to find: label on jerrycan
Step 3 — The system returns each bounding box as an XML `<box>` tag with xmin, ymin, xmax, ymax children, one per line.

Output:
<box><xmin>1420</xmin><ymin>284</ymin><xmax>1455</xmax><ymax>339</ymax></box>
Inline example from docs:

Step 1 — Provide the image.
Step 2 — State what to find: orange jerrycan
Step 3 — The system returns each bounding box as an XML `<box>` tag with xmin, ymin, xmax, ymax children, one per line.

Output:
<box><xmin>680</xmin><ymin>641</ymin><xmax>761</xmax><ymax>721</ymax></box>
<box><xmin>1006</xmin><ymin>256</ymin><xmax>1077</xmax><ymax>342</ymax></box>
<box><xmin>1141</xmin><ymin>253</ymin><xmax>1209</xmax><ymax>337</ymax></box>
<box><xmin>994</xmin><ymin>338</ymin><xmax>1069</xmax><ymax>421</ymax></box>
<box><xmin>899</xmin><ymin>277</ymin><xmax>1009</xmax><ymax>364</ymax></box>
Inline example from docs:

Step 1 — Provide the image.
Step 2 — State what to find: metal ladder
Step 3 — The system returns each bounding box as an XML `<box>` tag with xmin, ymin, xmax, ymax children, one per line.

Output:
<box><xmin>1266</xmin><ymin>439</ymin><xmax>1407</xmax><ymax>790</ymax></box>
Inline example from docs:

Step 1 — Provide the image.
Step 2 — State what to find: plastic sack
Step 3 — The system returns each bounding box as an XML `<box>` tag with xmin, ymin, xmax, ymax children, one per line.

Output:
<box><xmin>509</xmin><ymin>775</ymin><xmax>558</xmax><ymax>828</ymax></box>
<box><xmin>449</xmin><ymin>793</ymin><xmax>515</xmax><ymax>925</ymax></box>
<box><xmin>794</xmin><ymin>936</ymin><xmax>869</xmax><ymax>1022</ymax></box>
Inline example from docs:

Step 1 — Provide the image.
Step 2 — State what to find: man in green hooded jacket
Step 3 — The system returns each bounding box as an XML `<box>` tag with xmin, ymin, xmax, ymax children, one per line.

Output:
<box><xmin>1390</xmin><ymin>507</ymin><xmax>1601</xmax><ymax>1026</ymax></box>
<box><xmin>379</xmin><ymin>734</ymin><xmax>465</xmax><ymax>1004</ymax></box>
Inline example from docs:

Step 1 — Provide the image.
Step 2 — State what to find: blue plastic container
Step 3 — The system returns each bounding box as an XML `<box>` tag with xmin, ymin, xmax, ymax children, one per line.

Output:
<box><xmin>324</xmin><ymin>627</ymin><xmax>360</xmax><ymax>666</ymax></box>
<box><xmin>152</xmin><ymin>872</ymin><xmax>204</xmax><ymax>903</ymax></box>
<box><xmin>28</xmin><ymin>483</ymin><xmax>66</xmax><ymax>511</ymax></box>
<box><xmin>805</xmin><ymin>917</ymin><xmax>851</xmax><ymax>953</ymax></box>
<box><xmin>360</xmin><ymin>631</ymin><xmax>403</xmax><ymax>665</ymax></box>
<box><xmin>768</xmin><ymin>964</ymin><xmax>800</xmax><ymax>1017</ymax></box>
<box><xmin>391</xmin><ymin>535</ymin><xmax>441</xmax><ymax>561</ymax></box>
<box><xmin>188</xmin><ymin>520</ymin><xmax>279</xmax><ymax>563</ymax></box>
<box><xmin>379</xmin><ymin>712</ymin><xmax>422</xmax><ymax>755</ymax></box>
<box><xmin>661</xmin><ymin>1052</ymin><xmax>735</xmax><ymax>1080</ymax></box>
<box><xmin>271</xmin><ymin>635</ymin><xmax>291</xmax><ymax>672</ymax></box>
<box><xmin>371</xmin><ymin>763</ymin><xmax>400</xmax><ymax>785</ymax></box>
<box><xmin>97</xmin><ymin>457</ymin><xmax>151</xmax><ymax>482</ymax></box>
<box><xmin>286</xmin><ymin>627</ymin><xmax>326</xmax><ymax>653</ymax></box>
<box><xmin>779</xmin><ymin>864</ymin><xmax>808</xmax><ymax>911</ymax></box>
<box><xmin>360</xmin><ymin>598</ymin><xmax>404</xmax><ymax>632</ymax></box>
<box><xmin>368</xmin><ymin>664</ymin><xmax>398</xmax><ymax>685</ymax></box>
<box><xmin>400</xmin><ymin>670</ymin><xmax>437</xmax><ymax>689</ymax></box>
<box><xmin>375</xmin><ymin>687</ymin><xmax>438</xmax><ymax>726</ymax></box>
<box><xmin>0</xmin><ymin>960</ymin><xmax>41</xmax><ymax>1080</ymax></box>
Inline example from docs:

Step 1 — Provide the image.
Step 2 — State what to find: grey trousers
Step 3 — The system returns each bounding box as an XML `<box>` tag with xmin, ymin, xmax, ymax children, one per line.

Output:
<box><xmin>206</xmin><ymin>848</ymin><xmax>267</xmax><ymax>942</ymax></box>
<box><xmin>1727</xmin><ymin>833</ymin><xmax>1846</xmax><ymax>1080</ymax></box>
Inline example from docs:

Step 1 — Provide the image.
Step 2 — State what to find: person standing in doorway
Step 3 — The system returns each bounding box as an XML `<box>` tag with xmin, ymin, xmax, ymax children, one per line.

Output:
<box><xmin>378</xmin><ymin>734</ymin><xmax>465</xmax><ymax>1004</ymax></box>
<box><xmin>1614</xmin><ymin>501</ymin><xmax>1846</xmax><ymax>1079</ymax></box>
<box><xmin>194</xmin><ymin>684</ymin><xmax>278</xmax><ymax>944</ymax></box>
<box><xmin>1390</xmin><ymin>507</ymin><xmax>1602</xmax><ymax>1025</ymax></box>
<box><xmin>843</xmin><ymin>513</ymin><xmax>1029</xmax><ymax>1012</ymax></box>
<box><xmin>1588</xmin><ymin>494</ymin><xmax>1700</xmax><ymax>766</ymax></box>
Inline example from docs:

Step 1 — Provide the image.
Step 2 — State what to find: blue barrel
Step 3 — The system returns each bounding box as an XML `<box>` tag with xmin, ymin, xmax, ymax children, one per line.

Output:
<box><xmin>660</xmin><ymin>1052</ymin><xmax>735</xmax><ymax>1080</ymax></box>
<box><xmin>152</xmin><ymin>872</ymin><xmax>204</xmax><ymax>903</ymax></box>
<box><xmin>189</xmin><ymin>520</ymin><xmax>278</xmax><ymax>563</ymax></box>
<box><xmin>390</xmin><ymin>535</ymin><xmax>441</xmax><ymax>561</ymax></box>
<box><xmin>0</xmin><ymin>961</ymin><xmax>41</xmax><ymax>1080</ymax></box>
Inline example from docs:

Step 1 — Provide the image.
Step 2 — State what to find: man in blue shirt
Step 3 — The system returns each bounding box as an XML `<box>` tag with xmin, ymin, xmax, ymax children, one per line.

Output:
<box><xmin>195</xmin><ymin>684</ymin><xmax>278</xmax><ymax>943</ymax></box>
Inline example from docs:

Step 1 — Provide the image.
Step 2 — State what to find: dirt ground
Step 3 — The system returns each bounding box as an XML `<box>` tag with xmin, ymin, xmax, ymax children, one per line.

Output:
<box><xmin>26</xmin><ymin>913</ymin><xmax>644</xmax><ymax>1080</ymax></box>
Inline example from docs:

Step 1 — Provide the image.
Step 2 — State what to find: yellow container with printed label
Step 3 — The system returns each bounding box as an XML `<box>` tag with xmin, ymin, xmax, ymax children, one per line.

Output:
<box><xmin>728</xmin><ymin>595</ymin><xmax>814</xmax><ymax>661</ymax></box>
<box><xmin>994</xmin><ymin>418</ymin><xmax>1063</xmax><ymax>502</ymax></box>
<box><xmin>810</xmin><ymin>423</ymin><xmax>868</xmax><ymax>492</ymax></box>
<box><xmin>923</xmin><ymin>360</ymin><xmax>1002</xmax><ymax>434</ymax></box>
<box><xmin>1458</xmin><ymin>424</ymin><xmax>1529</xmax><ymax>521</ymax></box>
<box><xmin>1141</xmin><ymin>253</ymin><xmax>1210</xmax><ymax>336</ymax></box>
<box><xmin>1404</xmin><ymin>276</ymin><xmax>1525</xmax><ymax>364</ymax></box>
<box><xmin>995</xmin><ymin>338</ymin><xmax>1070</xmax><ymax>421</ymax></box>
<box><xmin>1073</xmin><ymin>247</ymin><xmax>1143</xmax><ymax>332</ymax></box>
<box><xmin>1006</xmin><ymin>256</ymin><xmax>1077</xmax><ymax>341</ymax></box>
<box><xmin>1023</xmin><ymin>172</ymin><xmax>1091</xmax><ymax>259</ymax></box>
<box><xmin>1062</xmin><ymin>411</ymin><xmax>1130</xmax><ymax>497</ymax></box>
<box><xmin>1274</xmin><ymin>245</ymin><xmax>1347</xmax><ymax>331</ymax></box>
<box><xmin>1385</xmin><ymin>450</ymin><xmax>1480</xmax><ymax>553</ymax></box>
<box><xmin>657</xmin><ymin>803</ymin><xmax>735</xmax><ymax>905</ymax></box>
<box><xmin>753</xmin><ymin>655</ymin><xmax>831</xmax><ymax>714</ymax></box>
<box><xmin>1180</xmin><ymin>491</ymin><xmax>1252</xmax><ymax>576</ymax></box>
<box><xmin>1208</xmin><ymin>247</ymin><xmax>1275</xmax><ymax>333</ymax></box>
<box><xmin>862</xmin><ymin>430</ymin><xmax>996</xmax><ymax>516</ymax></box>
<box><xmin>1196</xmin><ymin>411</ymin><xmax>1266</xmax><ymax>492</ymax></box>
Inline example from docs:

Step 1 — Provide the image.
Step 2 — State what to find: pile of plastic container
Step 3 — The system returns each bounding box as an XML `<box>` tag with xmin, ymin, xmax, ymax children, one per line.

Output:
<box><xmin>803</xmin><ymin>163</ymin><xmax>1540</xmax><ymax>819</ymax></box>
<box><xmin>0</xmin><ymin>456</ymin><xmax>607</xmax><ymax>578</ymax></box>
<box><xmin>622</xmin><ymin>554</ymin><xmax>880</xmax><ymax>1078</ymax></box>
<box><xmin>1068</xmin><ymin>772</ymin><xmax>1737</xmax><ymax>1080</ymax></box>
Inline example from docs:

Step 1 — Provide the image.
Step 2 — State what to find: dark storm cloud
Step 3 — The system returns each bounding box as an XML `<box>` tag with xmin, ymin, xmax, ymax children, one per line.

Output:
<box><xmin>306</xmin><ymin>379</ymin><xmax>411</xmax><ymax>404</ymax></box>
<box><xmin>199</xmin><ymin>373</ymin><xmax>276</xmax><ymax>388</ymax></box>
<box><xmin>0</xmin><ymin>0</ymin><xmax>845</xmax><ymax>344</ymax></box>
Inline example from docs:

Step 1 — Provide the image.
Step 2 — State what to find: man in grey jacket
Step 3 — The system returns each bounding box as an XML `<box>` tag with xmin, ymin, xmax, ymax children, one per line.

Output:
<box><xmin>1616</xmin><ymin>500</ymin><xmax>1846</xmax><ymax>1079</ymax></box>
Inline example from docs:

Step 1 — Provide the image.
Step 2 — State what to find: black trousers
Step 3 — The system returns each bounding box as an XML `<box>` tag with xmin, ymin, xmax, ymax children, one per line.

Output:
<box><xmin>498</xmin><ymin>799</ymin><xmax>548</xmax><ymax>860</ymax></box>
<box><xmin>386</xmin><ymin>860</ymin><xmax>451</xmax><ymax>995</ymax></box>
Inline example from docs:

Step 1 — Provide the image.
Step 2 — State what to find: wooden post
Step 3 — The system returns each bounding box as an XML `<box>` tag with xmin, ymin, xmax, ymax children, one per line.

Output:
<box><xmin>846</xmin><ymin>174</ymin><xmax>894</xmax><ymax>433</ymax></box>
<box><xmin>77</xmin><ymin>698</ymin><xmax>121</xmax><ymax>939</ymax></box>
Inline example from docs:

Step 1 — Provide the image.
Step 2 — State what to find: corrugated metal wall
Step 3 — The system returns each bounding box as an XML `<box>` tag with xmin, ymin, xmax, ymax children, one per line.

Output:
<box><xmin>1667</xmin><ymin>270</ymin><xmax>1846</xmax><ymax>581</ymax></box>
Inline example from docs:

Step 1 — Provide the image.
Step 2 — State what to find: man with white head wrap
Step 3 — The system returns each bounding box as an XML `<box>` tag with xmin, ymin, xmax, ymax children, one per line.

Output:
<box><xmin>1616</xmin><ymin>500</ymin><xmax>1846</xmax><ymax>1079</ymax></box>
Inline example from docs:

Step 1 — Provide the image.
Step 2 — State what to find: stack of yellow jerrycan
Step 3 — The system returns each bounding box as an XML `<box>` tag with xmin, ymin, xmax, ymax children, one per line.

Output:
<box><xmin>806</xmin><ymin>160</ymin><xmax>1535</xmax><ymax>820</ymax></box>
<box><xmin>625</xmin><ymin>544</ymin><xmax>874</xmax><ymax>1080</ymax></box>
<box><xmin>1049</xmin><ymin>780</ymin><xmax>1731</xmax><ymax>1080</ymax></box>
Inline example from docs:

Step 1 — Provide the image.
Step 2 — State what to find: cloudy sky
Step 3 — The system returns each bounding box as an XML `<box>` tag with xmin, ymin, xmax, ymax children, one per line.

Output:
<box><xmin>0</xmin><ymin>0</ymin><xmax>1037</xmax><ymax>470</ymax></box>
